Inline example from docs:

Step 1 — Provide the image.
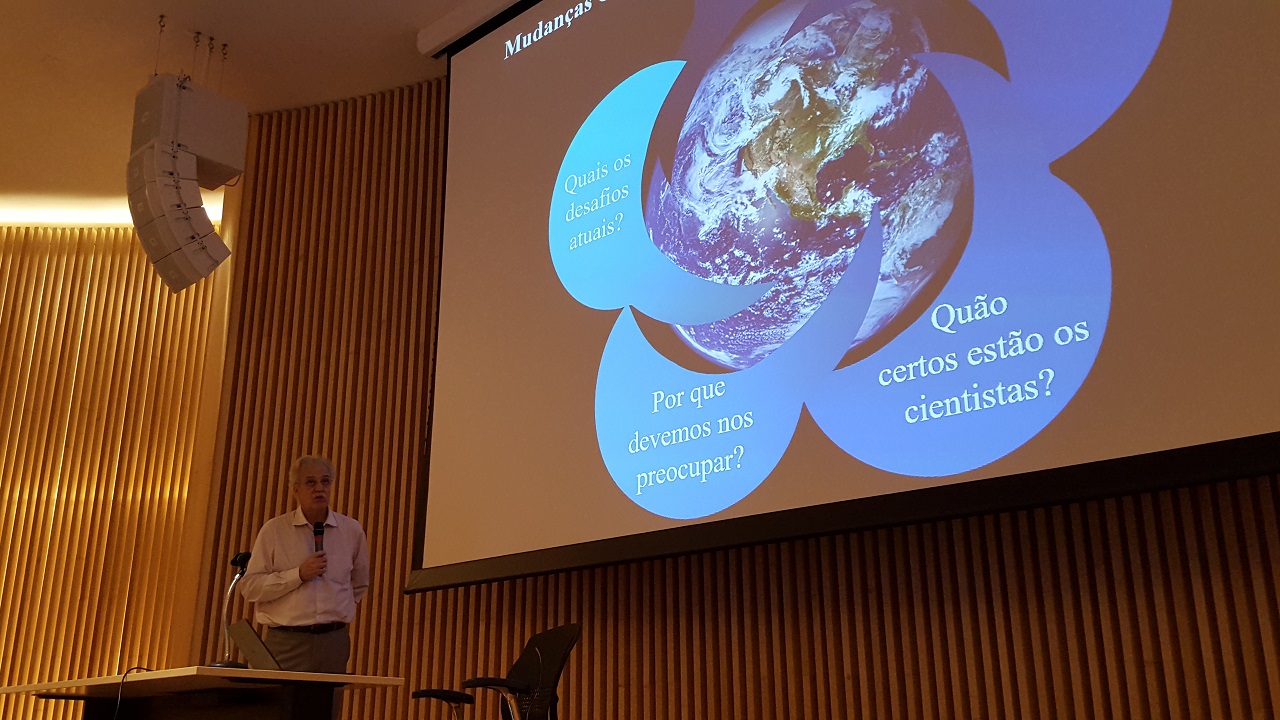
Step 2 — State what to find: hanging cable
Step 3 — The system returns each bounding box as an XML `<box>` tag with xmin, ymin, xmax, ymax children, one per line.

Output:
<box><xmin>111</xmin><ymin>666</ymin><xmax>152</xmax><ymax>720</ymax></box>
<box><xmin>191</xmin><ymin>31</ymin><xmax>201</xmax><ymax>75</ymax></box>
<box><xmin>153</xmin><ymin>14</ymin><xmax>166</xmax><ymax>76</ymax></box>
<box><xmin>205</xmin><ymin>35</ymin><xmax>216</xmax><ymax>85</ymax></box>
<box><xmin>219</xmin><ymin>43</ymin><xmax>229</xmax><ymax>93</ymax></box>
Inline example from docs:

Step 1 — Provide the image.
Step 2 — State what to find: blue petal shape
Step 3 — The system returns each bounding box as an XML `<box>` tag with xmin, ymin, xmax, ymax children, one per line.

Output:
<box><xmin>549</xmin><ymin>61</ymin><xmax>772</xmax><ymax>325</ymax></box>
<box><xmin>969</xmin><ymin>0</ymin><xmax>1171</xmax><ymax>158</ymax></box>
<box><xmin>806</xmin><ymin>53</ymin><xmax>1111</xmax><ymax>476</ymax></box>
<box><xmin>595</xmin><ymin>209</ymin><xmax>885</xmax><ymax>518</ymax></box>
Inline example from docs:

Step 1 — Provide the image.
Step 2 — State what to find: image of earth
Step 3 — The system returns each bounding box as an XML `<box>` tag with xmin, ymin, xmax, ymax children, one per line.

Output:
<box><xmin>645</xmin><ymin>0</ymin><xmax>973</xmax><ymax>369</ymax></box>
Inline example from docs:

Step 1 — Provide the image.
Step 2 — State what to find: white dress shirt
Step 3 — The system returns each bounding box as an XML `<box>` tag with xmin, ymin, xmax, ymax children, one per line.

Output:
<box><xmin>240</xmin><ymin>507</ymin><xmax>370</xmax><ymax>627</ymax></box>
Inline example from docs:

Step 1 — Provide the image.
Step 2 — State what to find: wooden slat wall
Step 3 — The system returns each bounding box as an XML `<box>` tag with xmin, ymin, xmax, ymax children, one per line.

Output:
<box><xmin>204</xmin><ymin>79</ymin><xmax>1280</xmax><ymax>720</ymax></box>
<box><xmin>0</xmin><ymin>225</ymin><xmax>227</xmax><ymax>719</ymax></box>
<box><xmin>197</xmin><ymin>79</ymin><xmax>447</xmax><ymax>715</ymax></box>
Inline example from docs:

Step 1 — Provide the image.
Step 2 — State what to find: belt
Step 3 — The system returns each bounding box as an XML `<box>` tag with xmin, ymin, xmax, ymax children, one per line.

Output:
<box><xmin>273</xmin><ymin>622</ymin><xmax>347</xmax><ymax>634</ymax></box>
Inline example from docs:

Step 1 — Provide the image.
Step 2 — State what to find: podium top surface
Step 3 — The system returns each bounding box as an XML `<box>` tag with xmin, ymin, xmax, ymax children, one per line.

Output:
<box><xmin>0</xmin><ymin>666</ymin><xmax>404</xmax><ymax>699</ymax></box>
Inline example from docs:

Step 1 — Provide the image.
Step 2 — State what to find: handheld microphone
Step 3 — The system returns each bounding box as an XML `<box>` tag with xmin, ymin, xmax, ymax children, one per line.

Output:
<box><xmin>313</xmin><ymin>522</ymin><xmax>325</xmax><ymax>552</ymax></box>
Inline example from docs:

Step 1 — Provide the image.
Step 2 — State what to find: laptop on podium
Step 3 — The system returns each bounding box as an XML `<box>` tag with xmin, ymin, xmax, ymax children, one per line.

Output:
<box><xmin>228</xmin><ymin>620</ymin><xmax>282</xmax><ymax>671</ymax></box>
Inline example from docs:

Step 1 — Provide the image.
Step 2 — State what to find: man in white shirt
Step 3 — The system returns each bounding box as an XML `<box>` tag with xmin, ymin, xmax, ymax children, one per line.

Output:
<box><xmin>240</xmin><ymin>455</ymin><xmax>370</xmax><ymax>673</ymax></box>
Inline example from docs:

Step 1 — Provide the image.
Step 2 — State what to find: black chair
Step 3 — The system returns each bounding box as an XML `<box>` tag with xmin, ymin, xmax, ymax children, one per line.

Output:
<box><xmin>414</xmin><ymin>623</ymin><xmax>581</xmax><ymax>720</ymax></box>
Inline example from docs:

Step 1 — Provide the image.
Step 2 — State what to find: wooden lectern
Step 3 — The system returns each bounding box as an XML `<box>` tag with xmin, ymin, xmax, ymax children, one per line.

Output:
<box><xmin>0</xmin><ymin>665</ymin><xmax>403</xmax><ymax>719</ymax></box>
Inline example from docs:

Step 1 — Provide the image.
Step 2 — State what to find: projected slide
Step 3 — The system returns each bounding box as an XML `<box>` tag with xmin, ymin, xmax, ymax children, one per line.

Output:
<box><xmin>418</xmin><ymin>0</ymin><xmax>1279</xmax><ymax>584</ymax></box>
<box><xmin>546</xmin><ymin>0</ymin><xmax>1165</xmax><ymax>519</ymax></box>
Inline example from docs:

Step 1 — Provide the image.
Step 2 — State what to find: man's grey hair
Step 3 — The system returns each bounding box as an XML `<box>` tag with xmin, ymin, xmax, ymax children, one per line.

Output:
<box><xmin>289</xmin><ymin>455</ymin><xmax>336</xmax><ymax>488</ymax></box>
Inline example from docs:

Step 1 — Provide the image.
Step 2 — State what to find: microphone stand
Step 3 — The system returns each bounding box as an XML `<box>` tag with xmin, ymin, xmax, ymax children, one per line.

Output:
<box><xmin>209</xmin><ymin>551</ymin><xmax>251</xmax><ymax>668</ymax></box>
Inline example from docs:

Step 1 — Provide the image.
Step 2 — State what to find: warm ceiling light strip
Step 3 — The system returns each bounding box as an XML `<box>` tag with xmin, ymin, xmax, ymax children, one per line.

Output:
<box><xmin>0</xmin><ymin>192</ymin><xmax>224</xmax><ymax>227</ymax></box>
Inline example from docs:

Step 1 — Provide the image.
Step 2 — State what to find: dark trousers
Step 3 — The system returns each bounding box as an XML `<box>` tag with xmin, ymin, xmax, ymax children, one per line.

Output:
<box><xmin>264</xmin><ymin>625</ymin><xmax>351</xmax><ymax>673</ymax></box>
<box><xmin>265</xmin><ymin>625</ymin><xmax>351</xmax><ymax>719</ymax></box>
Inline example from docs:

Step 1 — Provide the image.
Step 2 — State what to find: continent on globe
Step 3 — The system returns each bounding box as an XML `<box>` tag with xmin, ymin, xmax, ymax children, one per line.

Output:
<box><xmin>645</xmin><ymin>0</ymin><xmax>973</xmax><ymax>369</ymax></box>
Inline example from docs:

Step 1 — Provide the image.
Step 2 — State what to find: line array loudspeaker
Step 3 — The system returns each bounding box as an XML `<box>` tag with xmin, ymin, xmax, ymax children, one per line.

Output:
<box><xmin>126</xmin><ymin>74</ymin><xmax>247</xmax><ymax>292</ymax></box>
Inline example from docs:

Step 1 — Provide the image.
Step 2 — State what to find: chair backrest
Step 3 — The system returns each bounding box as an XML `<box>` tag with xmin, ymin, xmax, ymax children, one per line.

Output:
<box><xmin>504</xmin><ymin>623</ymin><xmax>581</xmax><ymax>720</ymax></box>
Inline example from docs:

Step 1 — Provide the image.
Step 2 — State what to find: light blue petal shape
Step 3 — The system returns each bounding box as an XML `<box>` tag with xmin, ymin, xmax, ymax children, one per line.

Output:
<box><xmin>549</xmin><ymin>61</ymin><xmax>772</xmax><ymax>325</ymax></box>
<box><xmin>596</xmin><ymin>210</ymin><xmax>886</xmax><ymax>518</ymax></box>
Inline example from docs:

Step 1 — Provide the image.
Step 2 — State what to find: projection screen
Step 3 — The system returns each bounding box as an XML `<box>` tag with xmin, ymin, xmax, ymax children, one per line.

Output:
<box><xmin>408</xmin><ymin>0</ymin><xmax>1280</xmax><ymax>590</ymax></box>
